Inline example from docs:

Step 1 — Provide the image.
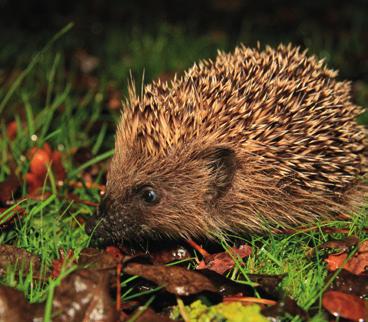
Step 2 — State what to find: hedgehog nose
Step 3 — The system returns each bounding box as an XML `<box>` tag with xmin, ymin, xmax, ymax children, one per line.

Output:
<box><xmin>84</xmin><ymin>196</ymin><xmax>109</xmax><ymax>235</ymax></box>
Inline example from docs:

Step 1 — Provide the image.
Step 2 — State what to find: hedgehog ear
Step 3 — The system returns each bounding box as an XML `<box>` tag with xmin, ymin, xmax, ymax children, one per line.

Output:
<box><xmin>199</xmin><ymin>147</ymin><xmax>236</xmax><ymax>200</ymax></box>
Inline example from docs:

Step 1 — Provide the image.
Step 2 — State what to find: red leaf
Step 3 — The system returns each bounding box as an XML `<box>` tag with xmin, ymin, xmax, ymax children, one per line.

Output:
<box><xmin>29</xmin><ymin>148</ymin><xmax>50</xmax><ymax>178</ymax></box>
<box><xmin>325</xmin><ymin>253</ymin><xmax>348</xmax><ymax>271</ymax></box>
<box><xmin>42</xmin><ymin>143</ymin><xmax>52</xmax><ymax>158</ymax></box>
<box><xmin>105</xmin><ymin>246</ymin><xmax>125</xmax><ymax>262</ymax></box>
<box><xmin>322</xmin><ymin>290</ymin><xmax>368</xmax><ymax>321</ymax></box>
<box><xmin>197</xmin><ymin>244</ymin><xmax>252</xmax><ymax>274</ymax></box>
<box><xmin>6</xmin><ymin>121</ymin><xmax>17</xmax><ymax>140</ymax></box>
<box><xmin>51</xmin><ymin>249</ymin><xmax>75</xmax><ymax>278</ymax></box>
<box><xmin>325</xmin><ymin>240</ymin><xmax>368</xmax><ymax>275</ymax></box>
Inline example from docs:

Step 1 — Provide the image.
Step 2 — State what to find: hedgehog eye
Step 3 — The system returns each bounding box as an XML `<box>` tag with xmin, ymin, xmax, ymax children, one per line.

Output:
<box><xmin>141</xmin><ymin>187</ymin><xmax>160</xmax><ymax>205</ymax></box>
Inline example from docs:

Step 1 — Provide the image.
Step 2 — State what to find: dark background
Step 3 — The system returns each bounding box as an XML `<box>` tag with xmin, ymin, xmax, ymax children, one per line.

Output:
<box><xmin>0</xmin><ymin>0</ymin><xmax>367</xmax><ymax>118</ymax></box>
<box><xmin>1</xmin><ymin>0</ymin><xmax>367</xmax><ymax>74</ymax></box>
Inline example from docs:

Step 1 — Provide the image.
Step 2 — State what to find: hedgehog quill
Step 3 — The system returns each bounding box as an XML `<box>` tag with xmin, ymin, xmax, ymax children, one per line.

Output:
<box><xmin>85</xmin><ymin>44</ymin><xmax>367</xmax><ymax>248</ymax></box>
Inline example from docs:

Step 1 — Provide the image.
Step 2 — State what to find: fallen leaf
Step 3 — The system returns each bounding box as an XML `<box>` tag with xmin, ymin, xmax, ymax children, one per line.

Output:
<box><xmin>185</xmin><ymin>269</ymin><xmax>283</xmax><ymax>299</ymax></box>
<box><xmin>0</xmin><ymin>244</ymin><xmax>42</xmax><ymax>278</ymax></box>
<box><xmin>241</xmin><ymin>274</ymin><xmax>285</xmax><ymax>298</ymax></box>
<box><xmin>359</xmin><ymin>240</ymin><xmax>368</xmax><ymax>253</ymax></box>
<box><xmin>194</xmin><ymin>269</ymin><xmax>253</xmax><ymax>297</ymax></box>
<box><xmin>0</xmin><ymin>173</ymin><xmax>21</xmax><ymax>206</ymax></box>
<box><xmin>320</xmin><ymin>236</ymin><xmax>359</xmax><ymax>255</ymax></box>
<box><xmin>78</xmin><ymin>247</ymin><xmax>123</xmax><ymax>270</ymax></box>
<box><xmin>197</xmin><ymin>244</ymin><xmax>252</xmax><ymax>274</ymax></box>
<box><xmin>52</xmin><ymin>269</ymin><xmax>118</xmax><ymax>322</ymax></box>
<box><xmin>29</xmin><ymin>147</ymin><xmax>50</xmax><ymax>177</ymax></box>
<box><xmin>325</xmin><ymin>253</ymin><xmax>349</xmax><ymax>271</ymax></box>
<box><xmin>124</xmin><ymin>262</ymin><xmax>217</xmax><ymax>296</ymax></box>
<box><xmin>322</xmin><ymin>290</ymin><xmax>368</xmax><ymax>321</ymax></box>
<box><xmin>328</xmin><ymin>269</ymin><xmax>368</xmax><ymax>297</ymax></box>
<box><xmin>105</xmin><ymin>246</ymin><xmax>125</xmax><ymax>261</ymax></box>
<box><xmin>0</xmin><ymin>286</ymin><xmax>44</xmax><ymax>321</ymax></box>
<box><xmin>151</xmin><ymin>245</ymin><xmax>191</xmax><ymax>264</ymax></box>
<box><xmin>261</xmin><ymin>296</ymin><xmax>309</xmax><ymax>321</ymax></box>
<box><xmin>325</xmin><ymin>240</ymin><xmax>368</xmax><ymax>275</ymax></box>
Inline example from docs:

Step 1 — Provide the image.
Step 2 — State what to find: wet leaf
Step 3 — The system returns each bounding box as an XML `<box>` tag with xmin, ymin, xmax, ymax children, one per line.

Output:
<box><xmin>151</xmin><ymin>245</ymin><xmax>191</xmax><ymax>264</ymax></box>
<box><xmin>52</xmin><ymin>269</ymin><xmax>118</xmax><ymax>322</ymax></box>
<box><xmin>322</xmin><ymin>290</ymin><xmax>368</xmax><ymax>321</ymax></box>
<box><xmin>325</xmin><ymin>253</ymin><xmax>349</xmax><ymax>271</ymax></box>
<box><xmin>197</xmin><ymin>244</ymin><xmax>252</xmax><ymax>274</ymax></box>
<box><xmin>200</xmin><ymin>269</ymin><xmax>284</xmax><ymax>298</ymax></box>
<box><xmin>0</xmin><ymin>173</ymin><xmax>21</xmax><ymax>206</ymax></box>
<box><xmin>0</xmin><ymin>244</ymin><xmax>42</xmax><ymax>278</ymax></box>
<box><xmin>124</xmin><ymin>262</ymin><xmax>217</xmax><ymax>296</ymax></box>
<box><xmin>78</xmin><ymin>247</ymin><xmax>125</xmax><ymax>270</ymax></box>
<box><xmin>358</xmin><ymin>240</ymin><xmax>368</xmax><ymax>253</ymax></box>
<box><xmin>319</xmin><ymin>236</ymin><xmax>359</xmax><ymax>254</ymax></box>
<box><xmin>0</xmin><ymin>286</ymin><xmax>44</xmax><ymax>321</ymax></box>
<box><xmin>328</xmin><ymin>269</ymin><xmax>368</xmax><ymax>297</ymax></box>
<box><xmin>242</xmin><ymin>274</ymin><xmax>285</xmax><ymax>298</ymax></box>
<box><xmin>261</xmin><ymin>296</ymin><xmax>309</xmax><ymax>321</ymax></box>
<box><xmin>325</xmin><ymin>240</ymin><xmax>368</xmax><ymax>275</ymax></box>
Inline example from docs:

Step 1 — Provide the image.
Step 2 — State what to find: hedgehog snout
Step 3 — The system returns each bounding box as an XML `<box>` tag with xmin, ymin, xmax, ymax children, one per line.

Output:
<box><xmin>85</xmin><ymin>196</ymin><xmax>114</xmax><ymax>246</ymax></box>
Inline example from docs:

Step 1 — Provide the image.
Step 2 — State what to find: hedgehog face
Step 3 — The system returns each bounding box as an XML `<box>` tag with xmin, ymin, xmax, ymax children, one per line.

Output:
<box><xmin>85</xmin><ymin>145</ymin><xmax>237</xmax><ymax>248</ymax></box>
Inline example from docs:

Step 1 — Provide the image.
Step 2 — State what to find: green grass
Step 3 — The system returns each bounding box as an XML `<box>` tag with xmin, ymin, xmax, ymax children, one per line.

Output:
<box><xmin>0</xmin><ymin>23</ymin><xmax>367</xmax><ymax>321</ymax></box>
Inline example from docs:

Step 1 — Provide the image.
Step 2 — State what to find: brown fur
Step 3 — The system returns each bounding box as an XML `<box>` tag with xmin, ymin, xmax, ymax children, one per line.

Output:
<box><xmin>87</xmin><ymin>44</ymin><xmax>367</xmax><ymax>246</ymax></box>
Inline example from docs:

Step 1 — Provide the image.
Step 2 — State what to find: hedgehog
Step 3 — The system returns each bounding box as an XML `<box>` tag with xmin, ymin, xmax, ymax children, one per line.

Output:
<box><xmin>85</xmin><ymin>44</ymin><xmax>367</xmax><ymax>248</ymax></box>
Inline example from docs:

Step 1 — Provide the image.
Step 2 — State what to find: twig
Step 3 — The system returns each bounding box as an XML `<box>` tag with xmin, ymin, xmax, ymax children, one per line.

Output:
<box><xmin>186</xmin><ymin>239</ymin><xmax>210</xmax><ymax>258</ymax></box>
<box><xmin>223</xmin><ymin>296</ymin><xmax>277</xmax><ymax>306</ymax></box>
<box><xmin>116</xmin><ymin>263</ymin><xmax>122</xmax><ymax>312</ymax></box>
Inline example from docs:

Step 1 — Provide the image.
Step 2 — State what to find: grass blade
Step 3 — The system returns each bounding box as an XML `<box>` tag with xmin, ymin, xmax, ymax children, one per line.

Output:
<box><xmin>0</xmin><ymin>22</ymin><xmax>74</xmax><ymax>114</ymax></box>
